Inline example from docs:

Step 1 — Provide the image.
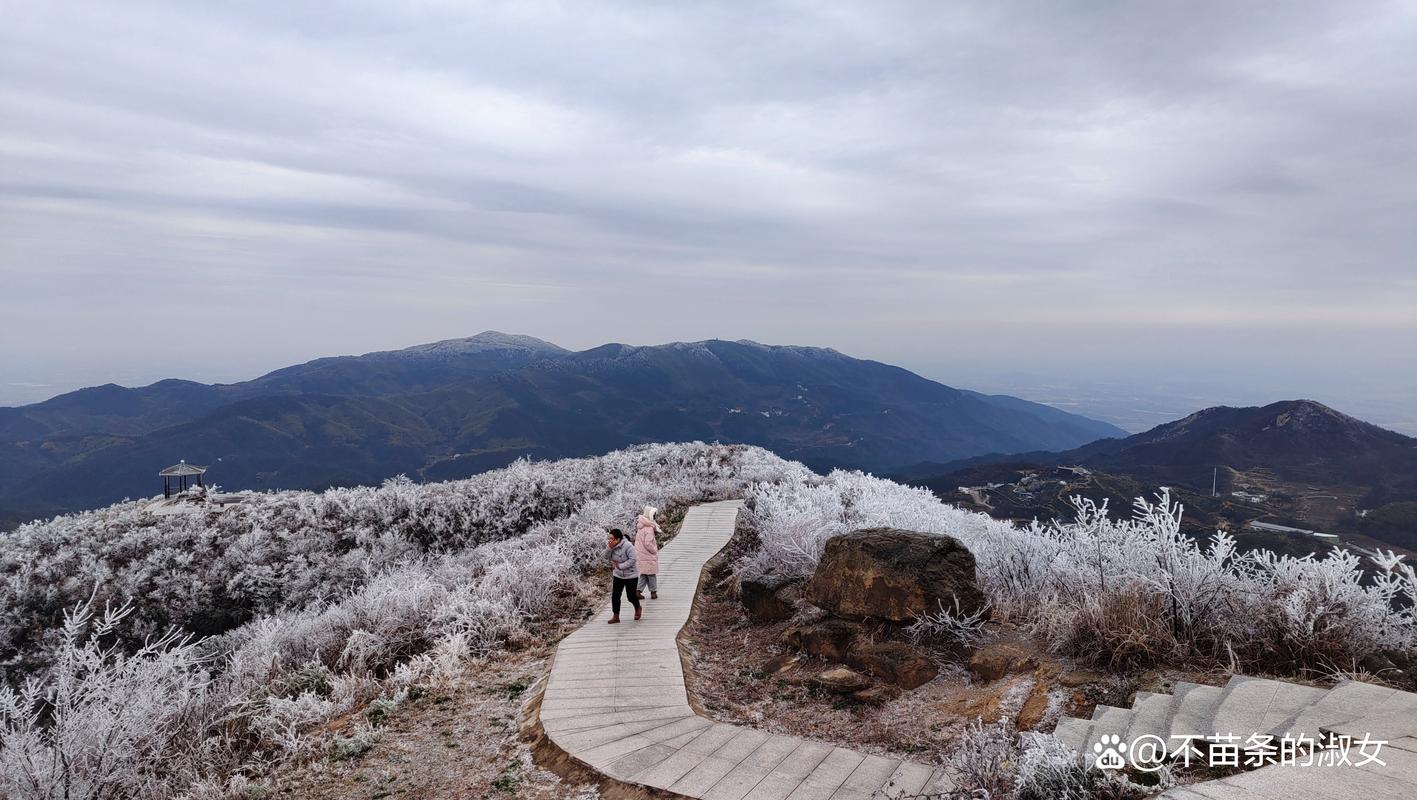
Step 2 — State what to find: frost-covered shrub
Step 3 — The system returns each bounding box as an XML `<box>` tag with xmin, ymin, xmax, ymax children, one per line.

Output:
<box><xmin>0</xmin><ymin>443</ymin><xmax>801</xmax><ymax>666</ymax></box>
<box><xmin>2</xmin><ymin>441</ymin><xmax>1413</xmax><ymax>799</ymax></box>
<box><xmin>907</xmin><ymin>598</ymin><xmax>991</xmax><ymax>647</ymax></box>
<box><xmin>0</xmin><ymin>443</ymin><xmax>802</xmax><ymax>799</ymax></box>
<box><xmin>742</xmin><ymin>470</ymin><xmax>1417</xmax><ymax>671</ymax></box>
<box><xmin>937</xmin><ymin>718</ymin><xmax>1151</xmax><ymax>800</ymax></box>
<box><xmin>0</xmin><ymin>603</ymin><xmax>218</xmax><ymax>800</ymax></box>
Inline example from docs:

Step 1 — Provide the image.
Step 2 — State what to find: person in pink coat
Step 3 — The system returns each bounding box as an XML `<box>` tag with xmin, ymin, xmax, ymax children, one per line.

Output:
<box><xmin>634</xmin><ymin>505</ymin><xmax>662</xmax><ymax>599</ymax></box>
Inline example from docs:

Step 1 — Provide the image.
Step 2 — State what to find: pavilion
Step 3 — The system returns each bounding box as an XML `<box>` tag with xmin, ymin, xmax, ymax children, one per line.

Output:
<box><xmin>159</xmin><ymin>461</ymin><xmax>207</xmax><ymax>498</ymax></box>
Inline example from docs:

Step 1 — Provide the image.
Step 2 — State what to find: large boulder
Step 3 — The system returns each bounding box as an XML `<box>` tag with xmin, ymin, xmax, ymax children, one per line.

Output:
<box><xmin>741</xmin><ymin>572</ymin><xmax>802</xmax><ymax>623</ymax></box>
<box><xmin>806</xmin><ymin>528</ymin><xmax>985</xmax><ymax>623</ymax></box>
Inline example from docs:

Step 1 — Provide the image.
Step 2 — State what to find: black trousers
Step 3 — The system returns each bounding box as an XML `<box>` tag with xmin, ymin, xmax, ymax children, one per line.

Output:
<box><xmin>612</xmin><ymin>576</ymin><xmax>641</xmax><ymax>615</ymax></box>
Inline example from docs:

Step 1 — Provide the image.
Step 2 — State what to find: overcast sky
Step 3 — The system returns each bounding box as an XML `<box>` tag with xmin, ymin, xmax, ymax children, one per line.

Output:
<box><xmin>2</xmin><ymin>1</ymin><xmax>1415</xmax><ymax>431</ymax></box>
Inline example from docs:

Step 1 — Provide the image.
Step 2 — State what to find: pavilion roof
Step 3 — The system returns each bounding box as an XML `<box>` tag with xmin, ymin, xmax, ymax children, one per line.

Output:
<box><xmin>159</xmin><ymin>462</ymin><xmax>207</xmax><ymax>477</ymax></box>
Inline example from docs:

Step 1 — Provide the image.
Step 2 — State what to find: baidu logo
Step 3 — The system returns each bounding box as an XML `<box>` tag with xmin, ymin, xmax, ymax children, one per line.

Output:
<box><xmin>1092</xmin><ymin>734</ymin><xmax>1127</xmax><ymax>770</ymax></box>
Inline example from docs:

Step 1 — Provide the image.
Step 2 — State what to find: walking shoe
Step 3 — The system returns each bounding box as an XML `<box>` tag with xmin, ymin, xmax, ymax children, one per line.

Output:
<box><xmin>607</xmin><ymin>615</ymin><xmax>620</xmax><ymax>624</ymax></box>
<box><xmin>651</xmin><ymin>591</ymin><xmax>658</xmax><ymax>599</ymax></box>
<box><xmin>634</xmin><ymin>607</ymin><xmax>642</xmax><ymax>621</ymax></box>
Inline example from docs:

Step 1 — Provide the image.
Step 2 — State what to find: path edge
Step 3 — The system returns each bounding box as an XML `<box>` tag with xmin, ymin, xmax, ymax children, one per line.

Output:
<box><xmin>522</xmin><ymin>501</ymin><xmax>744</xmax><ymax>799</ymax></box>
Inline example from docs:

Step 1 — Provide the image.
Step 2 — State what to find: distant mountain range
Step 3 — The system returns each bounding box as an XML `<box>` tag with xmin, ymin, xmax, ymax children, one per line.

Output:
<box><xmin>900</xmin><ymin>399</ymin><xmax>1417</xmax><ymax>551</ymax></box>
<box><xmin>0</xmin><ymin>332</ymin><xmax>1124</xmax><ymax>527</ymax></box>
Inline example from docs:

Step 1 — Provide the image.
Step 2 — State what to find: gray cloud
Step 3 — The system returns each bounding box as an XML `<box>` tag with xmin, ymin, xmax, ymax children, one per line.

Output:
<box><xmin>1</xmin><ymin>0</ymin><xmax>1414</xmax><ymax>429</ymax></box>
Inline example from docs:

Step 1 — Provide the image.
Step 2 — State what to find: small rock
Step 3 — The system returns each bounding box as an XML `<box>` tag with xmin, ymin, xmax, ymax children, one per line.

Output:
<box><xmin>741</xmin><ymin>572</ymin><xmax>802</xmax><ymax>623</ymax></box>
<box><xmin>968</xmin><ymin>643</ymin><xmax>1038</xmax><ymax>682</ymax></box>
<box><xmin>1360</xmin><ymin>651</ymin><xmax>1405</xmax><ymax>677</ymax></box>
<box><xmin>1016</xmin><ymin>686</ymin><xmax>1052</xmax><ymax>729</ymax></box>
<box><xmin>852</xmin><ymin>684</ymin><xmax>902</xmax><ymax>705</ymax></box>
<box><xmin>810</xmin><ymin>666</ymin><xmax>873</xmax><ymax>694</ymax></box>
<box><xmin>847</xmin><ymin>640</ymin><xmax>939</xmax><ymax>690</ymax></box>
<box><xmin>1057</xmin><ymin>669</ymin><xmax>1104</xmax><ymax>688</ymax></box>
<box><xmin>785</xmin><ymin>618</ymin><xmax>866</xmax><ymax>662</ymax></box>
<box><xmin>759</xmin><ymin>653</ymin><xmax>800</xmax><ymax>676</ymax></box>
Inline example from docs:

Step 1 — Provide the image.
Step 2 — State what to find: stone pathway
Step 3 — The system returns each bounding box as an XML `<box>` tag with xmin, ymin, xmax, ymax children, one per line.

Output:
<box><xmin>540</xmin><ymin>499</ymin><xmax>1417</xmax><ymax>799</ymax></box>
<box><xmin>1054</xmin><ymin>674</ymin><xmax>1417</xmax><ymax>799</ymax></box>
<box><xmin>538</xmin><ymin>500</ymin><xmax>953</xmax><ymax>799</ymax></box>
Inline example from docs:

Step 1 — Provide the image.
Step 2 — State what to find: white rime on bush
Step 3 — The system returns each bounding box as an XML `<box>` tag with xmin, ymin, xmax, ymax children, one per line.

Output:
<box><xmin>743</xmin><ymin>469</ymin><xmax>1417</xmax><ymax>670</ymax></box>
<box><xmin>0</xmin><ymin>603</ymin><xmax>213</xmax><ymax>799</ymax></box>
<box><xmin>2</xmin><ymin>443</ymin><xmax>1413</xmax><ymax>798</ymax></box>
<box><xmin>0</xmin><ymin>443</ymin><xmax>803</xmax><ymax>799</ymax></box>
<box><xmin>937</xmin><ymin>717</ymin><xmax>1152</xmax><ymax>800</ymax></box>
<box><xmin>908</xmin><ymin>598</ymin><xmax>991</xmax><ymax>647</ymax></box>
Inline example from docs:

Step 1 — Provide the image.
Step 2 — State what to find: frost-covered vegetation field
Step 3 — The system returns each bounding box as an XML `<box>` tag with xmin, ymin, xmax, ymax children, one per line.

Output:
<box><xmin>2</xmin><ymin>442</ymin><xmax>1415</xmax><ymax>799</ymax></box>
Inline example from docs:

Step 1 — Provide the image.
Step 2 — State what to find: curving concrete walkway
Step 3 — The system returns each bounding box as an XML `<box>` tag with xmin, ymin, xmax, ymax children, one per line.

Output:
<box><xmin>538</xmin><ymin>500</ymin><xmax>953</xmax><ymax>800</ymax></box>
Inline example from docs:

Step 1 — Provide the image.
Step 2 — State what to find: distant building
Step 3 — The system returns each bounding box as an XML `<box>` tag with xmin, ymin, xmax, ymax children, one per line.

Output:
<box><xmin>1248</xmin><ymin>520</ymin><xmax>1339</xmax><ymax>541</ymax></box>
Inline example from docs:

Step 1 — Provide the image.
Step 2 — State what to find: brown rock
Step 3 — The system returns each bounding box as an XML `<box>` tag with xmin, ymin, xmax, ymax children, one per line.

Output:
<box><xmin>852</xmin><ymin>684</ymin><xmax>902</xmax><ymax>705</ymax></box>
<box><xmin>805</xmin><ymin>528</ymin><xmax>985</xmax><ymax>623</ymax></box>
<box><xmin>785</xmin><ymin>618</ymin><xmax>866</xmax><ymax>661</ymax></box>
<box><xmin>1058</xmin><ymin>669</ymin><xmax>1105</xmax><ymax>688</ymax></box>
<box><xmin>968</xmin><ymin>642</ymin><xmax>1039</xmax><ymax>682</ymax></box>
<box><xmin>759</xmin><ymin>653</ymin><xmax>800</xmax><ymax>676</ymax></box>
<box><xmin>846</xmin><ymin>640</ymin><xmax>939</xmax><ymax>690</ymax></box>
<box><xmin>810</xmin><ymin>666</ymin><xmax>873</xmax><ymax>694</ymax></box>
<box><xmin>1016</xmin><ymin>685</ymin><xmax>1052</xmax><ymax>729</ymax></box>
<box><xmin>741</xmin><ymin>572</ymin><xmax>802</xmax><ymax>623</ymax></box>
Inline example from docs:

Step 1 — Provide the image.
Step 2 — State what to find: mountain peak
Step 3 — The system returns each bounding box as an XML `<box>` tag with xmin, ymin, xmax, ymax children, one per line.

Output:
<box><xmin>1263</xmin><ymin>398</ymin><xmax>1370</xmax><ymax>435</ymax></box>
<box><xmin>1043</xmin><ymin>397</ymin><xmax>1416</xmax><ymax>490</ymax></box>
<box><xmin>395</xmin><ymin>331</ymin><xmax>569</xmax><ymax>358</ymax></box>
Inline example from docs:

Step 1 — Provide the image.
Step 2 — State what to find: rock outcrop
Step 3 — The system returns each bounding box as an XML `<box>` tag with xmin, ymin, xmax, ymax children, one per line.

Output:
<box><xmin>806</xmin><ymin>528</ymin><xmax>985</xmax><ymax>622</ymax></box>
<box><xmin>740</xmin><ymin>571</ymin><xmax>802</xmax><ymax>623</ymax></box>
<box><xmin>785</xmin><ymin>618</ymin><xmax>867</xmax><ymax>662</ymax></box>
<box><xmin>967</xmin><ymin>642</ymin><xmax>1039</xmax><ymax>682</ymax></box>
<box><xmin>846</xmin><ymin>640</ymin><xmax>939</xmax><ymax>690</ymax></box>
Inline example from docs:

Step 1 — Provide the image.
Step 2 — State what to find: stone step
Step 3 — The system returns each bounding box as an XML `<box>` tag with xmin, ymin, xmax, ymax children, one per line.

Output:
<box><xmin>1165</xmin><ymin>682</ymin><xmax>1225</xmax><ymax>743</ymax></box>
<box><xmin>1280</xmin><ymin>680</ymin><xmax>1406</xmax><ymax>742</ymax></box>
<box><xmin>1258</xmin><ymin>681</ymin><xmax>1328</xmax><ymax>734</ymax></box>
<box><xmin>1164</xmin><ymin>758</ymin><xmax>1417</xmax><ymax>800</ymax></box>
<box><xmin>1052</xmin><ymin>716</ymin><xmax>1092</xmax><ymax>755</ymax></box>
<box><xmin>1210</xmin><ymin>675</ymin><xmax>1284</xmax><ymax>740</ymax></box>
<box><xmin>1089</xmin><ymin>704</ymin><xmax>1135</xmax><ymax>743</ymax></box>
<box><xmin>1319</xmin><ymin>694</ymin><xmax>1417</xmax><ymax>744</ymax></box>
<box><xmin>1123</xmin><ymin>691</ymin><xmax>1174</xmax><ymax>744</ymax></box>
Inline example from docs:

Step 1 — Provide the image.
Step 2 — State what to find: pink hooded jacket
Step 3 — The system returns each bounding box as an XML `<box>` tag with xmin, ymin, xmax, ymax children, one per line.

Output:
<box><xmin>634</xmin><ymin>510</ymin><xmax>661</xmax><ymax>575</ymax></box>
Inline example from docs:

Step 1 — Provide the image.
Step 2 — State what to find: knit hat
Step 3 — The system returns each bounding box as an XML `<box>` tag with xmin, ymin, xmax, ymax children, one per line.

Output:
<box><xmin>642</xmin><ymin>505</ymin><xmax>657</xmax><ymax>519</ymax></box>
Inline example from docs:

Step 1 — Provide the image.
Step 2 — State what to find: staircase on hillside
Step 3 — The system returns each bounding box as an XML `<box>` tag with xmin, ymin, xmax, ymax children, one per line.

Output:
<box><xmin>1052</xmin><ymin>675</ymin><xmax>1417</xmax><ymax>798</ymax></box>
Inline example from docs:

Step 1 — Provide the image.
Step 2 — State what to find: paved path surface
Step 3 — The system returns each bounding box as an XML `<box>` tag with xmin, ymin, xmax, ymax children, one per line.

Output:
<box><xmin>538</xmin><ymin>500</ymin><xmax>952</xmax><ymax>800</ymax></box>
<box><xmin>1054</xmin><ymin>671</ymin><xmax>1417</xmax><ymax>799</ymax></box>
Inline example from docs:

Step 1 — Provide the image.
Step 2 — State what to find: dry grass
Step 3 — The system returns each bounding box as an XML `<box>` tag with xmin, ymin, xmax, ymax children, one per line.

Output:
<box><xmin>256</xmin><ymin>594</ymin><xmax>602</xmax><ymax>800</ymax></box>
<box><xmin>684</xmin><ymin>574</ymin><xmax>1109</xmax><ymax>761</ymax></box>
<box><xmin>250</xmin><ymin>509</ymin><xmax>699</xmax><ymax>799</ymax></box>
<box><xmin>682</xmin><ymin>548</ymin><xmax>1241</xmax><ymax>773</ymax></box>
